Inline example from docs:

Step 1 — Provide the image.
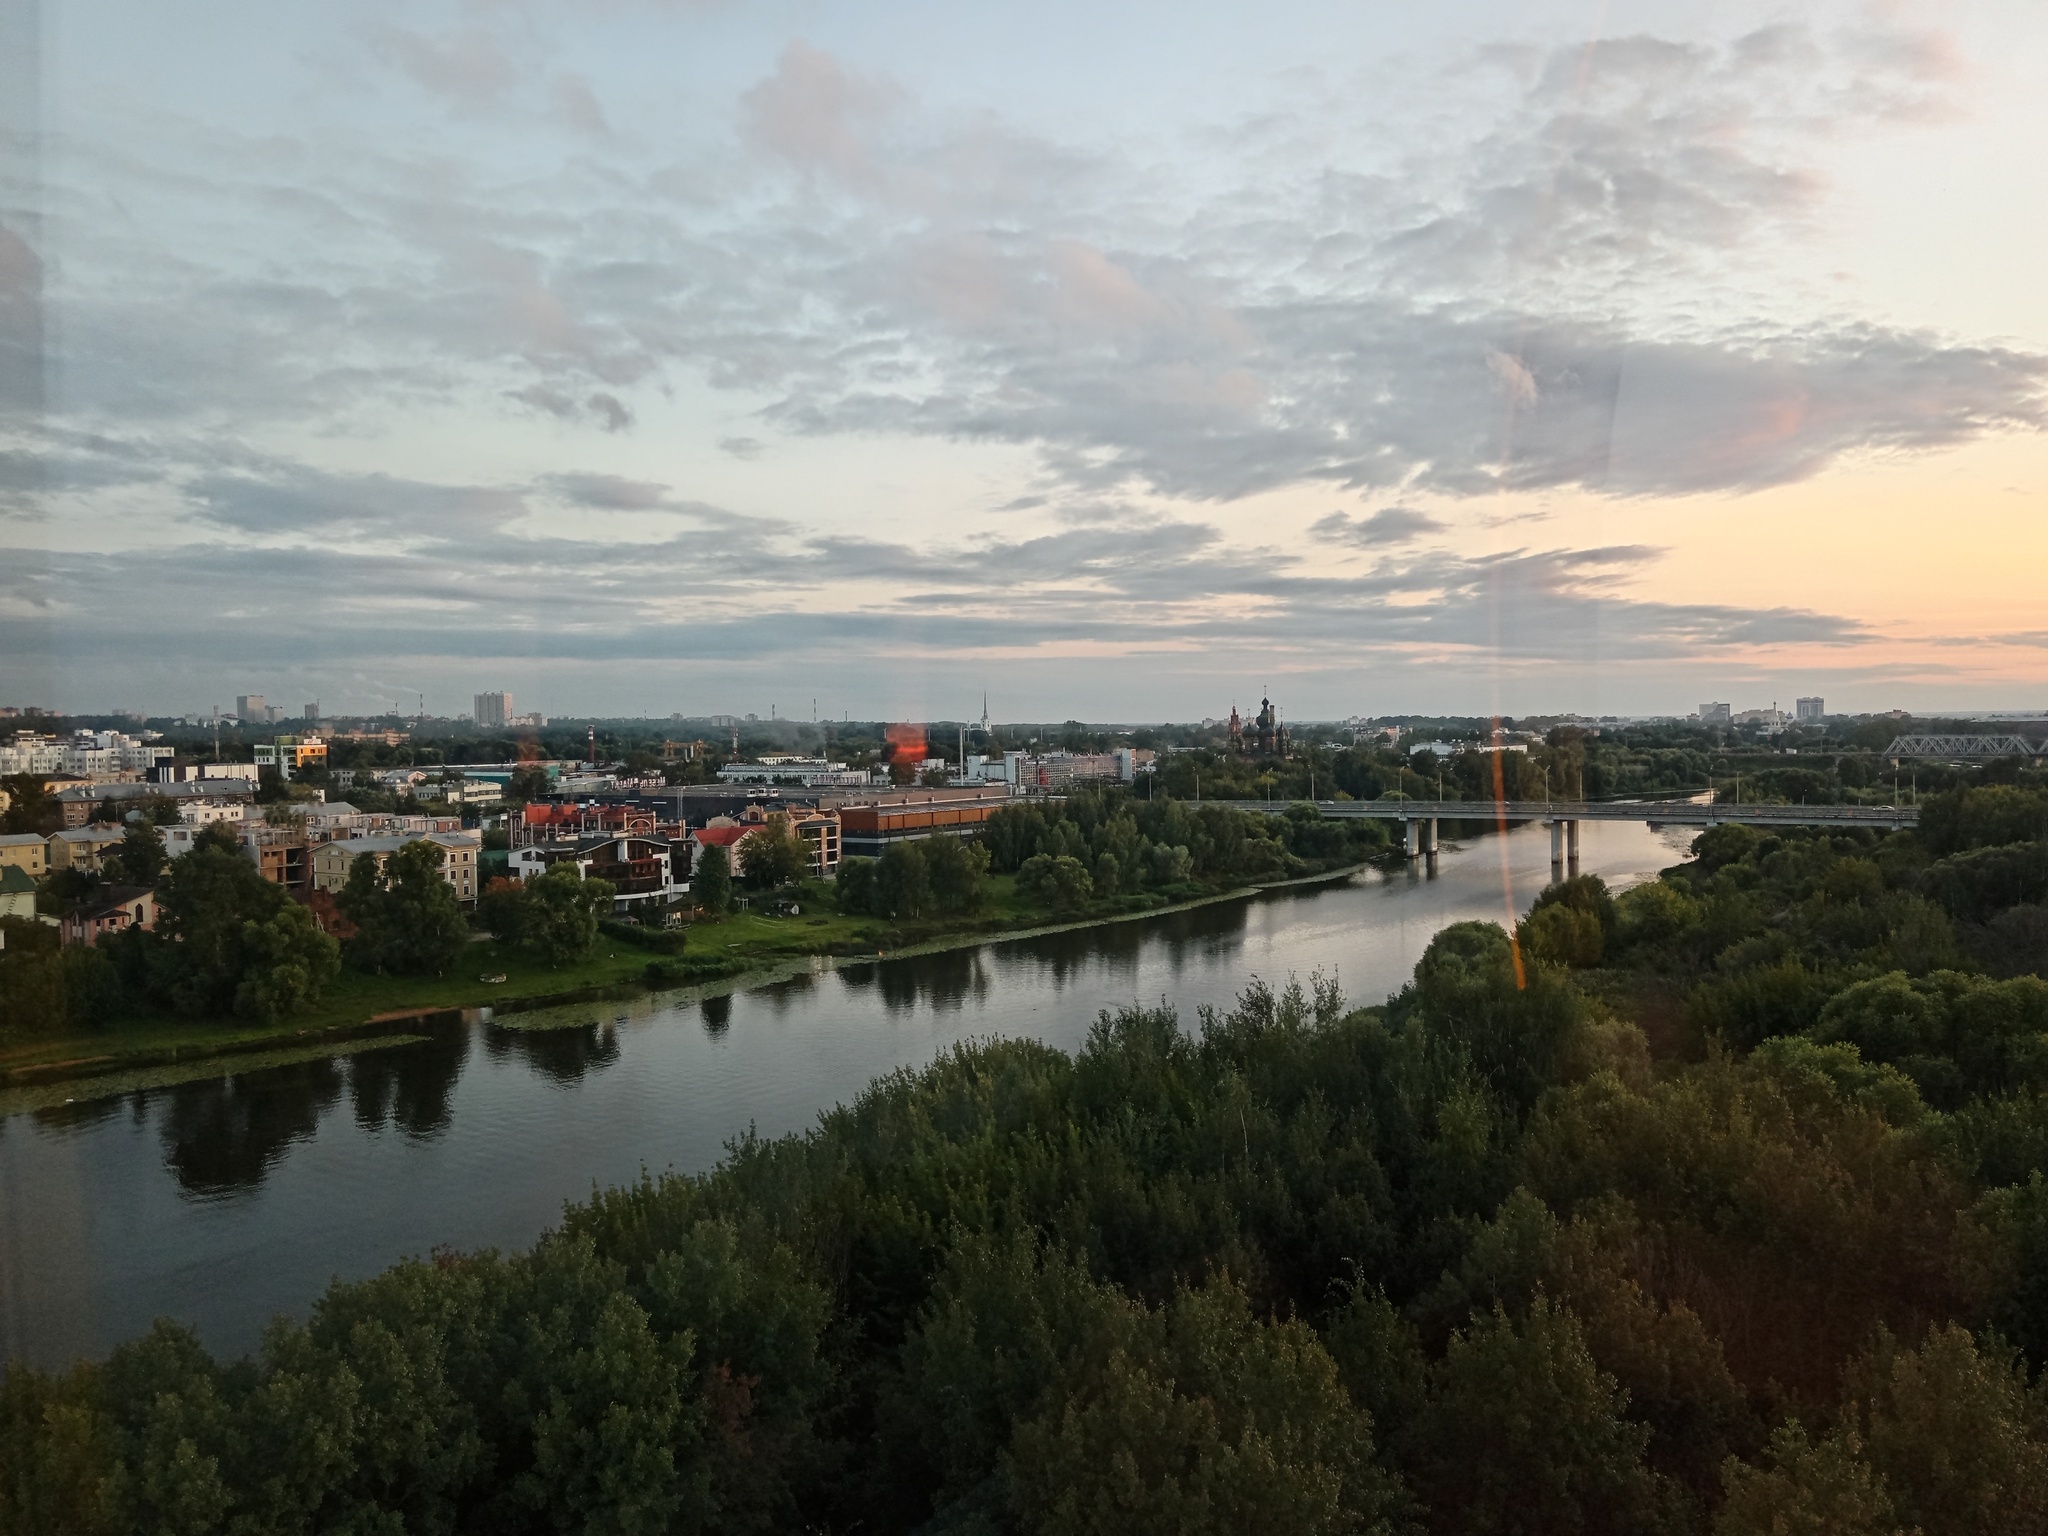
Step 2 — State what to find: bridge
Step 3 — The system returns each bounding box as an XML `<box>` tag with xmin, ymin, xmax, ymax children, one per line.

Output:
<box><xmin>1184</xmin><ymin>798</ymin><xmax>1917</xmax><ymax>875</ymax></box>
<box><xmin>1885</xmin><ymin>735</ymin><xmax>2041</xmax><ymax>759</ymax></box>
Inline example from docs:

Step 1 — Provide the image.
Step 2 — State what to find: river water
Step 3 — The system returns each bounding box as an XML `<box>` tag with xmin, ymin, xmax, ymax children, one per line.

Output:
<box><xmin>0</xmin><ymin>819</ymin><xmax>1693</xmax><ymax>1367</ymax></box>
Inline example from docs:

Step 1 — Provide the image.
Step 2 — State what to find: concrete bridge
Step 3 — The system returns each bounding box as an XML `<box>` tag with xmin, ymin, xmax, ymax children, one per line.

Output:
<box><xmin>1183</xmin><ymin>798</ymin><xmax>1918</xmax><ymax>876</ymax></box>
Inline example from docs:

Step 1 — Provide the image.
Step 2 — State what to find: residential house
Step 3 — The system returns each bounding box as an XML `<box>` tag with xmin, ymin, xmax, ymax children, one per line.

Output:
<box><xmin>689</xmin><ymin>822</ymin><xmax>753</xmax><ymax>872</ymax></box>
<box><xmin>728</xmin><ymin>804</ymin><xmax>842</xmax><ymax>878</ymax></box>
<box><xmin>0</xmin><ymin>832</ymin><xmax>48</xmax><ymax>879</ymax></box>
<box><xmin>60</xmin><ymin>885</ymin><xmax>156</xmax><ymax>947</ymax></box>
<box><xmin>510</xmin><ymin>831</ymin><xmax>684</xmax><ymax>913</ymax></box>
<box><xmin>46</xmin><ymin>825</ymin><xmax>130</xmax><ymax>873</ymax></box>
<box><xmin>310</xmin><ymin>831</ymin><xmax>482</xmax><ymax>906</ymax></box>
<box><xmin>0</xmin><ymin>864</ymin><xmax>36</xmax><ymax>921</ymax></box>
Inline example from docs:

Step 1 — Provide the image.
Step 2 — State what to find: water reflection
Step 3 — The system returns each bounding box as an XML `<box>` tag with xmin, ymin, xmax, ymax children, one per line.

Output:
<box><xmin>28</xmin><ymin>1097</ymin><xmax>125</xmax><ymax>1134</ymax></box>
<box><xmin>483</xmin><ymin>1021</ymin><xmax>622</xmax><ymax>1086</ymax></box>
<box><xmin>349</xmin><ymin>1030</ymin><xmax>469</xmax><ymax>1140</ymax></box>
<box><xmin>754</xmin><ymin>972</ymin><xmax>817</xmax><ymax>1018</ymax></box>
<box><xmin>700</xmin><ymin>994</ymin><xmax>733</xmax><ymax>1036</ymax></box>
<box><xmin>159</xmin><ymin>1060</ymin><xmax>347</xmax><ymax>1197</ymax></box>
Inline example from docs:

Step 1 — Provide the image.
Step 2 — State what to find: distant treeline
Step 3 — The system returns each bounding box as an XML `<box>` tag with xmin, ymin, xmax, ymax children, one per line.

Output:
<box><xmin>833</xmin><ymin>790</ymin><xmax>1393</xmax><ymax>923</ymax></box>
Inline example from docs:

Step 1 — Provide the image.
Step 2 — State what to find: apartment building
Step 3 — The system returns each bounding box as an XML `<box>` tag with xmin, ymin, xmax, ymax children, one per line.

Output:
<box><xmin>254</xmin><ymin>736</ymin><xmax>328</xmax><ymax>779</ymax></box>
<box><xmin>311</xmin><ymin>831</ymin><xmax>482</xmax><ymax>906</ymax></box>
<box><xmin>0</xmin><ymin>833</ymin><xmax>49</xmax><ymax>879</ymax></box>
<box><xmin>0</xmin><ymin>730</ymin><xmax>171</xmax><ymax>779</ymax></box>
<box><xmin>46</xmin><ymin>826</ymin><xmax>130</xmax><ymax>873</ymax></box>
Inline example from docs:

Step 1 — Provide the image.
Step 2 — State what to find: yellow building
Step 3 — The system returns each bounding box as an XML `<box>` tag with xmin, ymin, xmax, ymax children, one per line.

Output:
<box><xmin>0</xmin><ymin>832</ymin><xmax>48</xmax><ymax>879</ymax></box>
<box><xmin>46</xmin><ymin>826</ymin><xmax>130</xmax><ymax>873</ymax></box>
<box><xmin>311</xmin><ymin>832</ymin><xmax>481</xmax><ymax>906</ymax></box>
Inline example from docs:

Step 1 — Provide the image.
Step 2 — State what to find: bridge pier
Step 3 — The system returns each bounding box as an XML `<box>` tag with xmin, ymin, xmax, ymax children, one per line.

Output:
<box><xmin>1548</xmin><ymin>819</ymin><xmax>1581</xmax><ymax>880</ymax></box>
<box><xmin>1403</xmin><ymin>819</ymin><xmax>1420</xmax><ymax>859</ymax></box>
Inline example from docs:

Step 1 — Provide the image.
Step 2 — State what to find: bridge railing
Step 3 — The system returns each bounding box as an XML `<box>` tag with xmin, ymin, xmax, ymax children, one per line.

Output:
<box><xmin>1179</xmin><ymin>799</ymin><xmax>1917</xmax><ymax>827</ymax></box>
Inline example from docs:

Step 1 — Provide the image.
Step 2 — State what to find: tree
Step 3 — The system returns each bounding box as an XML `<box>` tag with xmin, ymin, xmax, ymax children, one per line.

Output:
<box><xmin>1411</xmin><ymin>1298</ymin><xmax>1658</xmax><ymax>1536</ymax></box>
<box><xmin>923</xmin><ymin>835</ymin><xmax>990</xmax><ymax>916</ymax></box>
<box><xmin>522</xmin><ymin>865</ymin><xmax>614</xmax><ymax>967</ymax></box>
<box><xmin>106</xmin><ymin>820</ymin><xmax>168</xmax><ymax>887</ymax></box>
<box><xmin>508</xmin><ymin>764</ymin><xmax>551</xmax><ymax>802</ymax></box>
<box><xmin>835</xmin><ymin>857</ymin><xmax>877</xmax><ymax>916</ymax></box>
<box><xmin>151</xmin><ymin>823</ymin><xmax>336</xmax><ymax>1018</ymax></box>
<box><xmin>233</xmin><ymin>903</ymin><xmax>341</xmax><ymax>1022</ymax></box>
<box><xmin>478</xmin><ymin>874</ymin><xmax>530</xmax><ymax>945</ymax></box>
<box><xmin>337</xmin><ymin>842</ymin><xmax>470</xmax><ymax>977</ymax></box>
<box><xmin>1840</xmin><ymin>1324</ymin><xmax>2048</xmax><ymax>1536</ymax></box>
<box><xmin>1016</xmin><ymin>853</ymin><xmax>1093</xmax><ymax>911</ymax></box>
<box><xmin>0</xmin><ymin>923</ymin><xmax>127</xmax><ymax>1035</ymax></box>
<box><xmin>1005</xmin><ymin>1277</ymin><xmax>1396</xmax><ymax>1536</ymax></box>
<box><xmin>738</xmin><ymin>814</ymin><xmax>807</xmax><ymax>890</ymax></box>
<box><xmin>874</xmin><ymin>841</ymin><xmax>931</xmax><ymax>920</ymax></box>
<box><xmin>1716</xmin><ymin>1423</ymin><xmax>1902</xmax><ymax>1536</ymax></box>
<box><xmin>694</xmin><ymin>843</ymin><xmax>733</xmax><ymax>916</ymax></box>
<box><xmin>1</xmin><ymin>773</ymin><xmax>58</xmax><ymax>835</ymax></box>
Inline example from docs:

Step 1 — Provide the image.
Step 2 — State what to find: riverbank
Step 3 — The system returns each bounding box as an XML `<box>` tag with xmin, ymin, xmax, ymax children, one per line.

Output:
<box><xmin>0</xmin><ymin>861</ymin><xmax>1381</xmax><ymax>1091</ymax></box>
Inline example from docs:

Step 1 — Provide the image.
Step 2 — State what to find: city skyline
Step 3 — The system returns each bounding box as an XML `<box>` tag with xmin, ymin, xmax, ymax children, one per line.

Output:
<box><xmin>4</xmin><ymin>0</ymin><xmax>2045</xmax><ymax>718</ymax></box>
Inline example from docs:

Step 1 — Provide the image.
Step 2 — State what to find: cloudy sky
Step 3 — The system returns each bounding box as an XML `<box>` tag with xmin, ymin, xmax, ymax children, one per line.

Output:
<box><xmin>2</xmin><ymin>0</ymin><xmax>2044</xmax><ymax>722</ymax></box>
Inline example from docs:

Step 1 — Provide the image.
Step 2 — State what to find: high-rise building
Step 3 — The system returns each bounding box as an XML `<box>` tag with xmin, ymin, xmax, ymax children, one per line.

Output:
<box><xmin>475</xmin><ymin>691</ymin><xmax>512</xmax><ymax>729</ymax></box>
<box><xmin>1699</xmin><ymin>702</ymin><xmax>1732</xmax><ymax>726</ymax></box>
<box><xmin>1795</xmin><ymin>696</ymin><xmax>1825</xmax><ymax>723</ymax></box>
<box><xmin>235</xmin><ymin>694</ymin><xmax>265</xmax><ymax>721</ymax></box>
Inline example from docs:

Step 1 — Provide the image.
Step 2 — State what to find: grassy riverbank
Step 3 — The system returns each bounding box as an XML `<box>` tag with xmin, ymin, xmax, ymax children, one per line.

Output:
<box><xmin>0</xmin><ymin>864</ymin><xmax>1380</xmax><ymax>1090</ymax></box>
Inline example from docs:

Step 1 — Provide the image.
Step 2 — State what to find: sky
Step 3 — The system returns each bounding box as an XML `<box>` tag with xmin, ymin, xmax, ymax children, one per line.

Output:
<box><xmin>1</xmin><ymin>0</ymin><xmax>2044</xmax><ymax>723</ymax></box>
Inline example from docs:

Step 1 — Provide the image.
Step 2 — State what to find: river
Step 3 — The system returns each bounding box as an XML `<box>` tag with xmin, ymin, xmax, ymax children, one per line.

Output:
<box><xmin>0</xmin><ymin>818</ymin><xmax>1694</xmax><ymax>1368</ymax></box>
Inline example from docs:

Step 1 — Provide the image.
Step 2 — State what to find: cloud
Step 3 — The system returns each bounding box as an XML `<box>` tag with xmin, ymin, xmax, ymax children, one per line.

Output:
<box><xmin>32</xmin><ymin>22</ymin><xmax>2036</xmax><ymax>511</ymax></box>
<box><xmin>184</xmin><ymin>464</ymin><xmax>528</xmax><ymax>541</ymax></box>
<box><xmin>1313</xmin><ymin>507</ymin><xmax>1448</xmax><ymax>546</ymax></box>
<box><xmin>587</xmin><ymin>392</ymin><xmax>634</xmax><ymax>431</ymax></box>
<box><xmin>741</xmin><ymin>41</ymin><xmax>897</xmax><ymax>186</ymax></box>
<box><xmin>366</xmin><ymin>24</ymin><xmax>518</xmax><ymax>109</ymax></box>
<box><xmin>552</xmin><ymin>73</ymin><xmax>610</xmax><ymax>137</ymax></box>
<box><xmin>6</xmin><ymin>9</ymin><xmax>2039</xmax><ymax>712</ymax></box>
